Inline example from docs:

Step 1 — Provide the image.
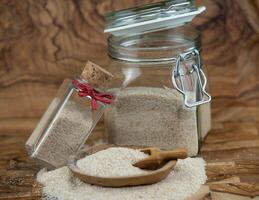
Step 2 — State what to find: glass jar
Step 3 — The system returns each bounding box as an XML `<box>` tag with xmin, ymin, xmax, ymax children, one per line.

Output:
<box><xmin>26</xmin><ymin>62</ymin><xmax>113</xmax><ymax>169</ymax></box>
<box><xmin>103</xmin><ymin>1</ymin><xmax>211</xmax><ymax>156</ymax></box>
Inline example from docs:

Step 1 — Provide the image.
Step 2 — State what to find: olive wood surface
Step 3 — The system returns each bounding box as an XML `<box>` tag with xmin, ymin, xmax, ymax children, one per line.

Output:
<box><xmin>1</xmin><ymin>0</ymin><xmax>259</xmax><ymax>199</ymax></box>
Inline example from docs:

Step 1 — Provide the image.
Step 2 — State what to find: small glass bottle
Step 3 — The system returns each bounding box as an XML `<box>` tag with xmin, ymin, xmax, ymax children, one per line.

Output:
<box><xmin>25</xmin><ymin>61</ymin><xmax>113</xmax><ymax>169</ymax></box>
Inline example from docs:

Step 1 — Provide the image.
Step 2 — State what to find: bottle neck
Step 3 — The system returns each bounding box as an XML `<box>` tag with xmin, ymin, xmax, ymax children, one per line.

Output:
<box><xmin>75</xmin><ymin>76</ymin><xmax>107</xmax><ymax>92</ymax></box>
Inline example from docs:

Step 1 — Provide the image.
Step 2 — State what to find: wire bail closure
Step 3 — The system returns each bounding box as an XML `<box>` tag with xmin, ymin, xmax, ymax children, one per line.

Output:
<box><xmin>172</xmin><ymin>49</ymin><xmax>211</xmax><ymax>108</ymax></box>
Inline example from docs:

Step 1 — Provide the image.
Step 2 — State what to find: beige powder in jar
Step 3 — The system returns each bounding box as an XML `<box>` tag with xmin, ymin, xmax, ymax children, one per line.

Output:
<box><xmin>29</xmin><ymin>99</ymin><xmax>93</xmax><ymax>168</ymax></box>
<box><xmin>104</xmin><ymin>87</ymin><xmax>199</xmax><ymax>156</ymax></box>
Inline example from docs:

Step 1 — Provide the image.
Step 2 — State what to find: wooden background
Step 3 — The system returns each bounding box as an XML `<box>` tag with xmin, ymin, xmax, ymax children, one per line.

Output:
<box><xmin>0</xmin><ymin>0</ymin><xmax>259</xmax><ymax>136</ymax></box>
<box><xmin>1</xmin><ymin>0</ymin><xmax>259</xmax><ymax>199</ymax></box>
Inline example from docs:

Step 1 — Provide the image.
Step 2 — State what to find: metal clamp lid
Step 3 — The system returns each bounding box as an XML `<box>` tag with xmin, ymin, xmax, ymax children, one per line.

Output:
<box><xmin>105</xmin><ymin>0</ymin><xmax>206</xmax><ymax>36</ymax></box>
<box><xmin>172</xmin><ymin>49</ymin><xmax>211</xmax><ymax>108</ymax></box>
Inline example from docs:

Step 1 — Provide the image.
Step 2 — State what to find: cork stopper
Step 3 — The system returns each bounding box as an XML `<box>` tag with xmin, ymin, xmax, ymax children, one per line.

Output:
<box><xmin>81</xmin><ymin>61</ymin><xmax>113</xmax><ymax>89</ymax></box>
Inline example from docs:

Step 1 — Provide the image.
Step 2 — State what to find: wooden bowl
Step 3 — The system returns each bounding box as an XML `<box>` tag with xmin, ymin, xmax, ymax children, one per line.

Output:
<box><xmin>67</xmin><ymin>144</ymin><xmax>177</xmax><ymax>188</ymax></box>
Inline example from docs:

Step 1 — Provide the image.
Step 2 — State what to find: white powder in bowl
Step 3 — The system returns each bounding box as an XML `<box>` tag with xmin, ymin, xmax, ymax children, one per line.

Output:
<box><xmin>77</xmin><ymin>147</ymin><xmax>149</xmax><ymax>177</ymax></box>
<box><xmin>37</xmin><ymin>147</ymin><xmax>207</xmax><ymax>200</ymax></box>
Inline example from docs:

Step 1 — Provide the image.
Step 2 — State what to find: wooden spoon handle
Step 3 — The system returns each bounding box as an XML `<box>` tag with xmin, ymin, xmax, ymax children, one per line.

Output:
<box><xmin>134</xmin><ymin>149</ymin><xmax>187</xmax><ymax>169</ymax></box>
<box><xmin>140</xmin><ymin>147</ymin><xmax>161</xmax><ymax>155</ymax></box>
<box><xmin>158</xmin><ymin>148</ymin><xmax>188</xmax><ymax>160</ymax></box>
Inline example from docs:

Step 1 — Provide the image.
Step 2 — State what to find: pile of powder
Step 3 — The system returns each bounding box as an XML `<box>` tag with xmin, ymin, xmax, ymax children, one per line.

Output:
<box><xmin>37</xmin><ymin>147</ymin><xmax>207</xmax><ymax>200</ymax></box>
<box><xmin>27</xmin><ymin>99</ymin><xmax>93</xmax><ymax>168</ymax></box>
<box><xmin>105</xmin><ymin>87</ymin><xmax>199</xmax><ymax>156</ymax></box>
<box><xmin>77</xmin><ymin>147</ymin><xmax>149</xmax><ymax>177</ymax></box>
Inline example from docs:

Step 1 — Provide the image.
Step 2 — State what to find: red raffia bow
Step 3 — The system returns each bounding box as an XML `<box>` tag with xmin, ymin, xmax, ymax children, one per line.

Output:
<box><xmin>72</xmin><ymin>79</ymin><xmax>113</xmax><ymax>110</ymax></box>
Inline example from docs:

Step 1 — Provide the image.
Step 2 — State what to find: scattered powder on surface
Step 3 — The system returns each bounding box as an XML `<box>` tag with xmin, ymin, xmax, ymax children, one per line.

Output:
<box><xmin>30</xmin><ymin>99</ymin><xmax>93</xmax><ymax>168</ymax></box>
<box><xmin>37</xmin><ymin>147</ymin><xmax>207</xmax><ymax>200</ymax></box>
<box><xmin>77</xmin><ymin>147</ymin><xmax>149</xmax><ymax>177</ymax></box>
<box><xmin>105</xmin><ymin>87</ymin><xmax>198</xmax><ymax>156</ymax></box>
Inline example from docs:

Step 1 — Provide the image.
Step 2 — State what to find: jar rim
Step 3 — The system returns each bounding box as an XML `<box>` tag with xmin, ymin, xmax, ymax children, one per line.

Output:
<box><xmin>107</xmin><ymin>26</ymin><xmax>201</xmax><ymax>63</ymax></box>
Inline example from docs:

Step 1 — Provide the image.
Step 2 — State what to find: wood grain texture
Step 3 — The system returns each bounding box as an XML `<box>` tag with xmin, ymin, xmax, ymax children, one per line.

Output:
<box><xmin>0</xmin><ymin>0</ymin><xmax>259</xmax><ymax>199</ymax></box>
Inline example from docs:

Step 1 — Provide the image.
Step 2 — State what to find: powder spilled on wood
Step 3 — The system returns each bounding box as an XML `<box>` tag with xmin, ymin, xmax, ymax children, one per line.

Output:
<box><xmin>37</xmin><ymin>147</ymin><xmax>207</xmax><ymax>200</ymax></box>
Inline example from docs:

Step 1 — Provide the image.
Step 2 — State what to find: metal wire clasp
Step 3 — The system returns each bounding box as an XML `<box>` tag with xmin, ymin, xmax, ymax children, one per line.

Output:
<box><xmin>172</xmin><ymin>49</ymin><xmax>211</xmax><ymax>108</ymax></box>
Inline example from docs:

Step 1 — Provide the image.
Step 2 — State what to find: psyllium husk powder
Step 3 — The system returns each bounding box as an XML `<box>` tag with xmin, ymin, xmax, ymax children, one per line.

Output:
<box><xmin>105</xmin><ymin>87</ymin><xmax>199</xmax><ymax>156</ymax></box>
<box><xmin>37</xmin><ymin>147</ymin><xmax>207</xmax><ymax>200</ymax></box>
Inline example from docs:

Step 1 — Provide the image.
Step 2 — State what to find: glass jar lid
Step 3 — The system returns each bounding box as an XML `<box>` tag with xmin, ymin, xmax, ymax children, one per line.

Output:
<box><xmin>104</xmin><ymin>0</ymin><xmax>205</xmax><ymax>36</ymax></box>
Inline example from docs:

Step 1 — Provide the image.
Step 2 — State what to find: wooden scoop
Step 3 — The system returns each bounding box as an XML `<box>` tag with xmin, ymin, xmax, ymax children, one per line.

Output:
<box><xmin>68</xmin><ymin>145</ymin><xmax>178</xmax><ymax>187</ymax></box>
<box><xmin>133</xmin><ymin>147</ymin><xmax>188</xmax><ymax>170</ymax></box>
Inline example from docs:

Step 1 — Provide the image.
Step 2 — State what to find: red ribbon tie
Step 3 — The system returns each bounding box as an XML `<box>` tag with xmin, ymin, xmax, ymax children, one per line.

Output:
<box><xmin>72</xmin><ymin>79</ymin><xmax>113</xmax><ymax>110</ymax></box>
